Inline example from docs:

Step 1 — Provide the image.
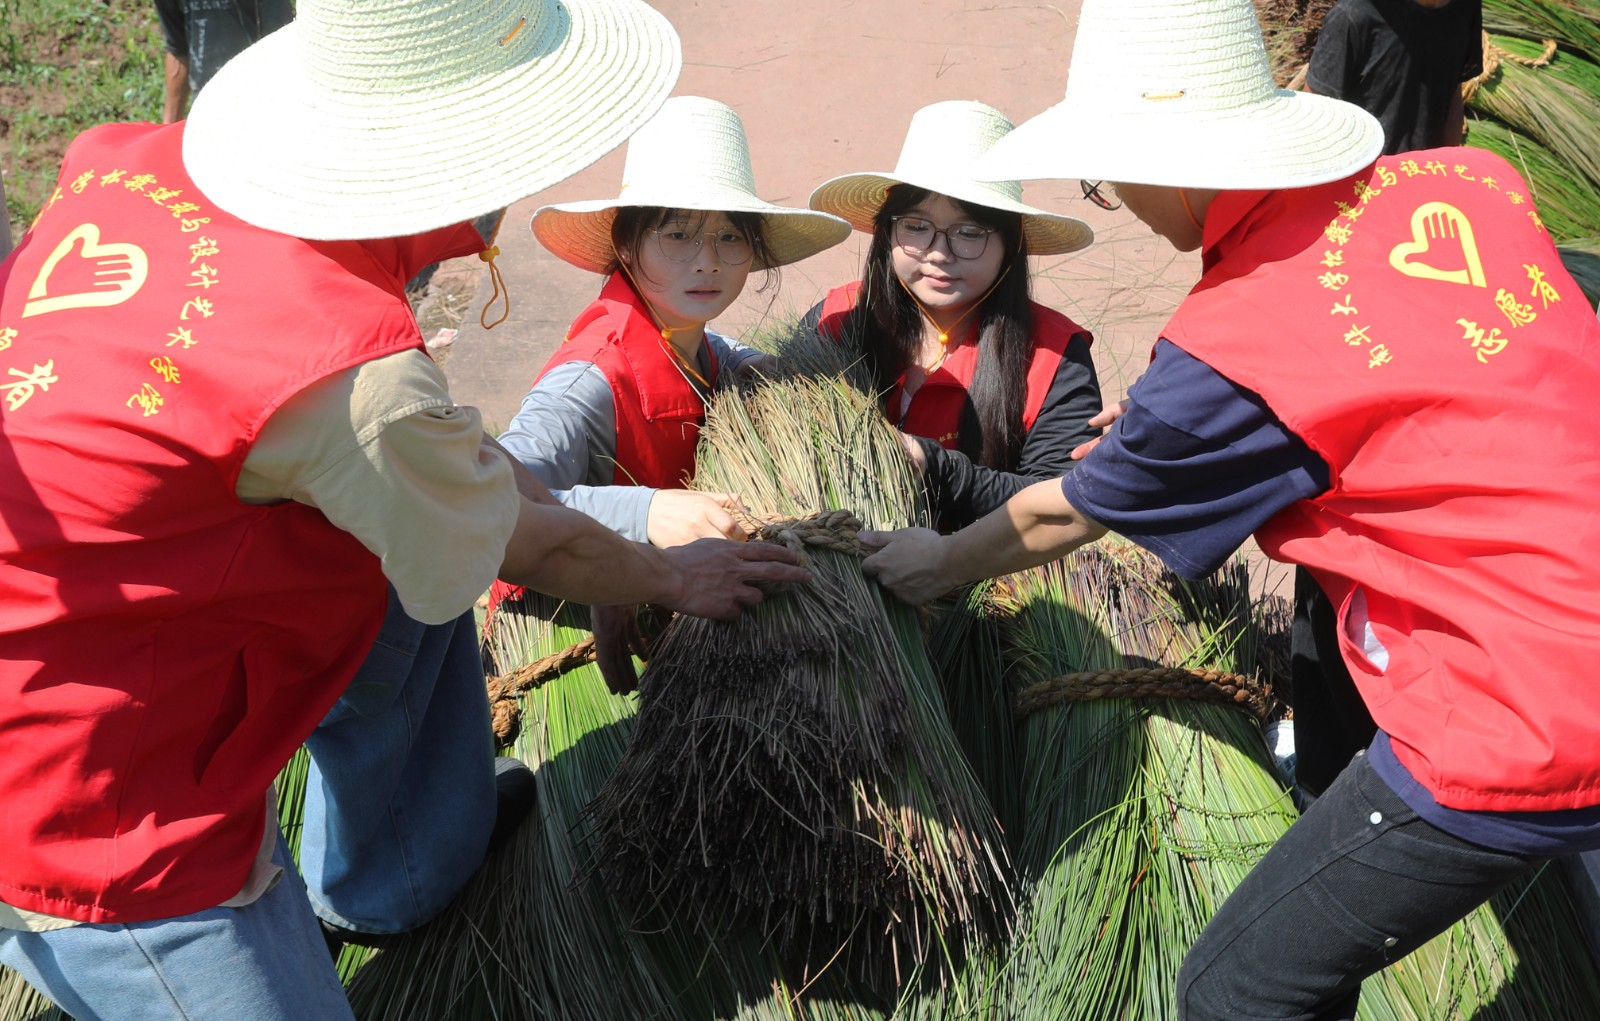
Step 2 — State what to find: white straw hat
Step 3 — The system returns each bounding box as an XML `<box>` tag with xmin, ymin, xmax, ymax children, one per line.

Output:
<box><xmin>806</xmin><ymin>101</ymin><xmax>1093</xmax><ymax>257</ymax></box>
<box><xmin>531</xmin><ymin>96</ymin><xmax>852</xmax><ymax>273</ymax></box>
<box><xmin>182</xmin><ymin>0</ymin><xmax>682</xmax><ymax>240</ymax></box>
<box><xmin>976</xmin><ymin>0</ymin><xmax>1383</xmax><ymax>189</ymax></box>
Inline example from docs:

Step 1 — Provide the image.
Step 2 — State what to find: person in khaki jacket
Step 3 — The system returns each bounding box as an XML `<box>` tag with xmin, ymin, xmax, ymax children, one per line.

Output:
<box><xmin>0</xmin><ymin>2</ymin><xmax>803</xmax><ymax>1018</ymax></box>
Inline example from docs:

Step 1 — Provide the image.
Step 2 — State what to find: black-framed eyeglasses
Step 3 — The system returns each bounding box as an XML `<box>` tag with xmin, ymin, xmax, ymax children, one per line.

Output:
<box><xmin>890</xmin><ymin>215</ymin><xmax>997</xmax><ymax>260</ymax></box>
<box><xmin>646</xmin><ymin>225</ymin><xmax>755</xmax><ymax>265</ymax></box>
<box><xmin>1080</xmin><ymin>180</ymin><xmax>1121</xmax><ymax>211</ymax></box>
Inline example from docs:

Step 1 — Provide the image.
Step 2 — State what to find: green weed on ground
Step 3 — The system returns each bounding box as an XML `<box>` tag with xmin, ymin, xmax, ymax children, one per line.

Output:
<box><xmin>1</xmin><ymin>0</ymin><xmax>163</xmax><ymax>239</ymax></box>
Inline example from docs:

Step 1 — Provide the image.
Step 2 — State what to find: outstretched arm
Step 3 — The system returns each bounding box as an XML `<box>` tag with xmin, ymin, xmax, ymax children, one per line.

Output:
<box><xmin>860</xmin><ymin>477</ymin><xmax>1106</xmax><ymax>604</ymax></box>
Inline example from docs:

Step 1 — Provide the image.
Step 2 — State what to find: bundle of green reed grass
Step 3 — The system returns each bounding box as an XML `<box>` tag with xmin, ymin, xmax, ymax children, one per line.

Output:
<box><xmin>341</xmin><ymin>596</ymin><xmax>906</xmax><ymax>1020</ymax></box>
<box><xmin>584</xmin><ymin>366</ymin><xmax>1013</xmax><ymax>989</ymax></box>
<box><xmin>1466</xmin><ymin>33</ymin><xmax>1600</xmax><ymax>202</ymax></box>
<box><xmin>971</xmin><ymin>541</ymin><xmax>1600</xmax><ymax>1020</ymax></box>
<box><xmin>942</xmin><ymin>543</ymin><xmax>1293</xmax><ymax>1021</ymax></box>
<box><xmin>341</xmin><ymin>614</ymin><xmax>690</xmax><ymax>1021</ymax></box>
<box><xmin>1484</xmin><ymin>0</ymin><xmax>1600</xmax><ymax>66</ymax></box>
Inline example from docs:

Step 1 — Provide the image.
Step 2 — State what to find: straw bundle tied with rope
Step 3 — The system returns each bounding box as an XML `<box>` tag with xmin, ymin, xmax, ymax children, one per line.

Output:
<box><xmin>949</xmin><ymin>542</ymin><xmax>1600</xmax><ymax>1021</ymax></box>
<box><xmin>584</xmin><ymin>354</ymin><xmax>1014</xmax><ymax>989</ymax></box>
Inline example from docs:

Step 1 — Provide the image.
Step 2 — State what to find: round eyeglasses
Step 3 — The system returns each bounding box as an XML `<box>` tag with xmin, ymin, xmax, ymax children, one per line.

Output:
<box><xmin>890</xmin><ymin>216</ymin><xmax>997</xmax><ymax>260</ymax></box>
<box><xmin>646</xmin><ymin>225</ymin><xmax>754</xmax><ymax>265</ymax></box>
<box><xmin>1080</xmin><ymin>180</ymin><xmax>1122</xmax><ymax>211</ymax></box>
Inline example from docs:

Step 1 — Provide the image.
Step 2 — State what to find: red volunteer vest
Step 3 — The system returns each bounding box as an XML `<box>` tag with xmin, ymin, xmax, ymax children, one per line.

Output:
<box><xmin>0</xmin><ymin>122</ymin><xmax>484</xmax><ymax>921</ymax></box>
<box><xmin>818</xmin><ymin>282</ymin><xmax>1087</xmax><ymax>450</ymax></box>
<box><xmin>486</xmin><ymin>273</ymin><xmax>713</xmax><ymax>613</ymax></box>
<box><xmin>540</xmin><ymin>271</ymin><xmax>713</xmax><ymax>489</ymax></box>
<box><xmin>1165</xmin><ymin>148</ymin><xmax>1600</xmax><ymax>811</ymax></box>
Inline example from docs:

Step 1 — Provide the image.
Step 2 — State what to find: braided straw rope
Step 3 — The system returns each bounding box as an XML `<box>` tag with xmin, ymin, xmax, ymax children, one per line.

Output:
<box><xmin>1463</xmin><ymin>30</ymin><xmax>1558</xmax><ymax>103</ymax></box>
<box><xmin>486</xmin><ymin>636</ymin><xmax>598</xmax><ymax>740</ymax></box>
<box><xmin>746</xmin><ymin>508</ymin><xmax>873</xmax><ymax>559</ymax></box>
<box><xmin>1014</xmin><ymin>666</ymin><xmax>1271</xmax><ymax>721</ymax></box>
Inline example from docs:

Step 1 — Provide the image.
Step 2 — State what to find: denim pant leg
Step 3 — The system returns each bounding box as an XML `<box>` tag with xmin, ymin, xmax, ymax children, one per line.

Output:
<box><xmin>0</xmin><ymin>833</ymin><xmax>352</xmax><ymax>1021</ymax></box>
<box><xmin>1177</xmin><ymin>751</ymin><xmax>1538</xmax><ymax>1021</ymax></box>
<box><xmin>299</xmin><ymin>588</ymin><xmax>496</xmax><ymax>934</ymax></box>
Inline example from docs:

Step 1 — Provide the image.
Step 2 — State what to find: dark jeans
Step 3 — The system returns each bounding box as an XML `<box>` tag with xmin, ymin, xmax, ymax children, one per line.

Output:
<box><xmin>1176</xmin><ymin>751</ymin><xmax>1539</xmax><ymax>1021</ymax></box>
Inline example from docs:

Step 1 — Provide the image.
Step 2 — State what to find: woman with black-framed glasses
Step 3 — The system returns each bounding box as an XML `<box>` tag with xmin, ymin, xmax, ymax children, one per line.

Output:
<box><xmin>804</xmin><ymin>100</ymin><xmax>1106</xmax><ymax>528</ymax></box>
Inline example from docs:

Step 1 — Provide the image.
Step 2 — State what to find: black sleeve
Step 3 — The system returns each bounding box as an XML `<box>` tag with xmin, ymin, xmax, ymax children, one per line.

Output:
<box><xmin>1459</xmin><ymin>0</ymin><xmax>1484</xmax><ymax>80</ymax></box>
<box><xmin>1304</xmin><ymin>5</ymin><xmax>1361</xmax><ymax>98</ymax></box>
<box><xmin>918</xmin><ymin>335</ymin><xmax>1104</xmax><ymax>528</ymax></box>
<box><xmin>155</xmin><ymin>0</ymin><xmax>188</xmax><ymax>57</ymax></box>
<box><xmin>797</xmin><ymin>299</ymin><xmax>825</xmax><ymax>336</ymax></box>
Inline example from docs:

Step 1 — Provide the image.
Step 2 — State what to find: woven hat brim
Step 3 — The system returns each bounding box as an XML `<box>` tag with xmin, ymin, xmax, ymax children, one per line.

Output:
<box><xmin>182</xmin><ymin>0</ymin><xmax>681</xmax><ymax>240</ymax></box>
<box><xmin>976</xmin><ymin>91</ymin><xmax>1384</xmax><ymax>191</ymax></box>
<box><xmin>807</xmin><ymin>173</ymin><xmax>1094</xmax><ymax>257</ymax></box>
<box><xmin>532</xmin><ymin>198</ymin><xmax>853</xmax><ymax>273</ymax></box>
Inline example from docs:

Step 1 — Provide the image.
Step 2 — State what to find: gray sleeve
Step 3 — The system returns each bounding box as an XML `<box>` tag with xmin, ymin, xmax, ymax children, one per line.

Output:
<box><xmin>495</xmin><ymin>360</ymin><xmax>656</xmax><ymax>543</ymax></box>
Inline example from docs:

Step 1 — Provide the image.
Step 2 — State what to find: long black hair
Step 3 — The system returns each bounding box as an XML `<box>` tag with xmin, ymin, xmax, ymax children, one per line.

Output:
<box><xmin>608</xmin><ymin>206</ymin><xmax>779</xmax><ymax>293</ymax></box>
<box><xmin>852</xmin><ymin>185</ymin><xmax>1033</xmax><ymax>469</ymax></box>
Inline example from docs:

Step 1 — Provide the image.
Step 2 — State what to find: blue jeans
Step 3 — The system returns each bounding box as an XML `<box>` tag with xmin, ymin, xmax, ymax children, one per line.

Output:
<box><xmin>301</xmin><ymin>592</ymin><xmax>496</xmax><ymax>934</ymax></box>
<box><xmin>1176</xmin><ymin>750</ymin><xmax>1539</xmax><ymax>1021</ymax></box>
<box><xmin>0</xmin><ymin>592</ymin><xmax>496</xmax><ymax>1019</ymax></box>
<box><xmin>0</xmin><ymin>834</ymin><xmax>353</xmax><ymax>1021</ymax></box>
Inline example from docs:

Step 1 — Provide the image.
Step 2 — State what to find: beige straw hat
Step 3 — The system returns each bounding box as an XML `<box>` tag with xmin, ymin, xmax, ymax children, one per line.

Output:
<box><xmin>531</xmin><ymin>96</ymin><xmax>852</xmax><ymax>273</ymax></box>
<box><xmin>976</xmin><ymin>0</ymin><xmax>1383</xmax><ymax>189</ymax></box>
<box><xmin>806</xmin><ymin>101</ymin><xmax>1093</xmax><ymax>257</ymax></box>
<box><xmin>183</xmin><ymin>0</ymin><xmax>681</xmax><ymax>240</ymax></box>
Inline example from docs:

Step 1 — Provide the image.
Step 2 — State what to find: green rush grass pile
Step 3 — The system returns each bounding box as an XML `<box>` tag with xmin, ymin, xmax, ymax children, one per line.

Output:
<box><xmin>965</xmin><ymin>542</ymin><xmax>1600</xmax><ymax>1020</ymax></box>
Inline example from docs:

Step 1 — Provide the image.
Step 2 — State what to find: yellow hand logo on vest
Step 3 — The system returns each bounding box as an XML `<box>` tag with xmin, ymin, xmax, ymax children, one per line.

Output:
<box><xmin>22</xmin><ymin>223</ymin><xmax>149</xmax><ymax>318</ymax></box>
<box><xmin>1388</xmin><ymin>202</ymin><xmax>1486</xmax><ymax>288</ymax></box>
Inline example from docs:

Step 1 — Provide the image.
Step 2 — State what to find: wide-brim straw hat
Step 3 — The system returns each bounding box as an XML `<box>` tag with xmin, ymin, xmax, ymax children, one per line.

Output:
<box><xmin>807</xmin><ymin>100</ymin><xmax>1094</xmax><ymax>257</ymax></box>
<box><xmin>532</xmin><ymin>96</ymin><xmax>852</xmax><ymax>273</ymax></box>
<box><xmin>183</xmin><ymin>0</ymin><xmax>681</xmax><ymax>240</ymax></box>
<box><xmin>976</xmin><ymin>0</ymin><xmax>1383</xmax><ymax>190</ymax></box>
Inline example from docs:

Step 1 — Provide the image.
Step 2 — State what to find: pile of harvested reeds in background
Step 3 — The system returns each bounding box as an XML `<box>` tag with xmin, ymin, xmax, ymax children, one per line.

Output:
<box><xmin>1255</xmin><ymin>0</ymin><xmax>1600</xmax><ymax>305</ymax></box>
<box><xmin>586</xmin><ymin>363</ymin><xmax>1013</xmax><ymax>988</ymax></box>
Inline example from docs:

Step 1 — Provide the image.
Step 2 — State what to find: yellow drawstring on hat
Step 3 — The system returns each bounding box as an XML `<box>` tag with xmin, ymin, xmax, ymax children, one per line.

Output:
<box><xmin>479</xmin><ymin>246</ymin><xmax>510</xmax><ymax>330</ymax></box>
<box><xmin>478</xmin><ymin>208</ymin><xmax>512</xmax><ymax>330</ymax></box>
<box><xmin>1179</xmin><ymin>188</ymin><xmax>1204</xmax><ymax>235</ymax></box>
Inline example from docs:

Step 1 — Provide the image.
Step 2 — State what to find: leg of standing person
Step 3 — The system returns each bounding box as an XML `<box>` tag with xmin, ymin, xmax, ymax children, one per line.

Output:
<box><xmin>0</xmin><ymin>833</ymin><xmax>354</xmax><ymax>1021</ymax></box>
<box><xmin>299</xmin><ymin>586</ymin><xmax>508</xmax><ymax>938</ymax></box>
<box><xmin>1176</xmin><ymin>751</ymin><xmax>1540</xmax><ymax>1021</ymax></box>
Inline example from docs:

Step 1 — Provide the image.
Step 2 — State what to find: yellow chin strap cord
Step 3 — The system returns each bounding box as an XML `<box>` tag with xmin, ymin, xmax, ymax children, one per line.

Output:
<box><xmin>1178</xmin><ymin>188</ymin><xmax>1205</xmax><ymax>234</ymax></box>
<box><xmin>895</xmin><ymin>262</ymin><xmax>1012</xmax><ymax>371</ymax></box>
<box><xmin>616</xmin><ymin>251</ymin><xmax>713</xmax><ymax>392</ymax></box>
<box><xmin>478</xmin><ymin>208</ymin><xmax>511</xmax><ymax>330</ymax></box>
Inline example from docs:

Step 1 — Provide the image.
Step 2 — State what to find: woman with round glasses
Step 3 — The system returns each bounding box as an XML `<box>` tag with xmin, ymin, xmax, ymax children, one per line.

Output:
<box><xmin>807</xmin><ymin>100</ymin><xmax>1103</xmax><ymax>527</ymax></box>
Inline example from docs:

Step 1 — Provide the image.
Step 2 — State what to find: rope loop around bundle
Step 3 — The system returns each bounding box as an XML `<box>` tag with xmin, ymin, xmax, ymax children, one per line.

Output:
<box><xmin>1463</xmin><ymin>30</ymin><xmax>1558</xmax><ymax>103</ymax></box>
<box><xmin>486</xmin><ymin>636</ymin><xmax>597</xmax><ymax>740</ymax></box>
<box><xmin>1014</xmin><ymin>666</ymin><xmax>1272</xmax><ymax>721</ymax></box>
